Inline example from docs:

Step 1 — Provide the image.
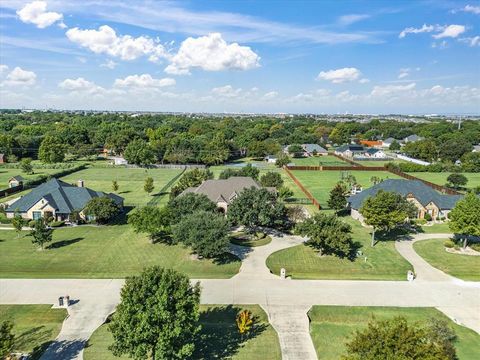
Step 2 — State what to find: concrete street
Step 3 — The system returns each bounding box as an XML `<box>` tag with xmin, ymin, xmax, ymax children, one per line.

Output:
<box><xmin>1</xmin><ymin>232</ymin><xmax>479</xmax><ymax>360</ymax></box>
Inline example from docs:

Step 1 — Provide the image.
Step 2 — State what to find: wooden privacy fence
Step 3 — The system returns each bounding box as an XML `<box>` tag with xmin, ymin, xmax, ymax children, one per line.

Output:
<box><xmin>387</xmin><ymin>168</ymin><xmax>461</xmax><ymax>195</ymax></box>
<box><xmin>330</xmin><ymin>152</ymin><xmax>361</xmax><ymax>166</ymax></box>
<box><xmin>0</xmin><ymin>185</ymin><xmax>23</xmax><ymax>199</ymax></box>
<box><xmin>287</xmin><ymin>165</ymin><xmax>386</xmax><ymax>171</ymax></box>
<box><xmin>283</xmin><ymin>166</ymin><xmax>320</xmax><ymax>209</ymax></box>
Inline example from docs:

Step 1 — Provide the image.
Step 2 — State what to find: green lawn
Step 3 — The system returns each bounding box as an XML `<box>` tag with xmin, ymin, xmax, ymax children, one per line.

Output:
<box><xmin>290</xmin><ymin>170</ymin><xmax>403</xmax><ymax>208</ymax></box>
<box><xmin>0</xmin><ymin>225</ymin><xmax>240</xmax><ymax>278</ymax></box>
<box><xmin>355</xmin><ymin>159</ymin><xmax>406</xmax><ymax>167</ymax></box>
<box><xmin>309</xmin><ymin>306</ymin><xmax>479</xmax><ymax>360</ymax></box>
<box><xmin>230</xmin><ymin>232</ymin><xmax>273</xmax><ymax>247</ymax></box>
<box><xmin>407</xmin><ymin>172</ymin><xmax>480</xmax><ymax>190</ymax></box>
<box><xmin>266</xmin><ymin>217</ymin><xmax>412</xmax><ymax>280</ymax></box>
<box><xmin>0</xmin><ymin>305</ymin><xmax>67</xmax><ymax>359</ymax></box>
<box><xmin>290</xmin><ymin>155</ymin><xmax>350</xmax><ymax>166</ymax></box>
<box><xmin>84</xmin><ymin>305</ymin><xmax>281</xmax><ymax>360</ymax></box>
<box><xmin>420</xmin><ymin>222</ymin><xmax>452</xmax><ymax>233</ymax></box>
<box><xmin>61</xmin><ymin>166</ymin><xmax>182</xmax><ymax>207</ymax></box>
<box><xmin>414</xmin><ymin>239</ymin><xmax>480</xmax><ymax>281</ymax></box>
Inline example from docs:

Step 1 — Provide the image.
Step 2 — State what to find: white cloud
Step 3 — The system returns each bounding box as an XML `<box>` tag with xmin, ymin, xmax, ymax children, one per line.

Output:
<box><xmin>338</xmin><ymin>14</ymin><xmax>370</xmax><ymax>26</ymax></box>
<box><xmin>397</xmin><ymin>67</ymin><xmax>420</xmax><ymax>79</ymax></box>
<box><xmin>66</xmin><ymin>25</ymin><xmax>167</xmax><ymax>61</ymax></box>
<box><xmin>165</xmin><ymin>33</ymin><xmax>260</xmax><ymax>75</ymax></box>
<box><xmin>0</xmin><ymin>65</ymin><xmax>8</xmax><ymax>74</ymax></box>
<box><xmin>359</xmin><ymin>78</ymin><xmax>370</xmax><ymax>84</ymax></box>
<box><xmin>2</xmin><ymin>67</ymin><xmax>37</xmax><ymax>86</ymax></box>
<box><xmin>316</xmin><ymin>67</ymin><xmax>362</xmax><ymax>83</ymax></box>
<box><xmin>16</xmin><ymin>1</ymin><xmax>63</xmax><ymax>29</ymax></box>
<box><xmin>58</xmin><ymin>77</ymin><xmax>102</xmax><ymax>93</ymax></box>
<box><xmin>371</xmin><ymin>83</ymin><xmax>416</xmax><ymax>97</ymax></box>
<box><xmin>262</xmin><ymin>91</ymin><xmax>278</xmax><ymax>100</ymax></box>
<box><xmin>114</xmin><ymin>74</ymin><xmax>176</xmax><ymax>88</ymax></box>
<box><xmin>459</xmin><ymin>36</ymin><xmax>480</xmax><ymax>47</ymax></box>
<box><xmin>101</xmin><ymin>60</ymin><xmax>117</xmax><ymax>69</ymax></box>
<box><xmin>433</xmin><ymin>25</ymin><xmax>465</xmax><ymax>39</ymax></box>
<box><xmin>461</xmin><ymin>5</ymin><xmax>480</xmax><ymax>15</ymax></box>
<box><xmin>211</xmin><ymin>85</ymin><xmax>243</xmax><ymax>98</ymax></box>
<box><xmin>399</xmin><ymin>24</ymin><xmax>437</xmax><ymax>38</ymax></box>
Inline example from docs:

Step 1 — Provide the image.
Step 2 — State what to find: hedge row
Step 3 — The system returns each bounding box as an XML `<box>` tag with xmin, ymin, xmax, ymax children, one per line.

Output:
<box><xmin>386</xmin><ymin>161</ymin><xmax>478</xmax><ymax>173</ymax></box>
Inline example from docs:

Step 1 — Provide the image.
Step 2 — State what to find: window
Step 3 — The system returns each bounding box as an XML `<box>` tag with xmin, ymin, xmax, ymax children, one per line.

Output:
<box><xmin>32</xmin><ymin>211</ymin><xmax>42</xmax><ymax>220</ymax></box>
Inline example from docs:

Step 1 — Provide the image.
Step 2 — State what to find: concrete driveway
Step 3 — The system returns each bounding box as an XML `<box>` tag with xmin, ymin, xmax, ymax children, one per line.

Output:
<box><xmin>1</xmin><ymin>232</ymin><xmax>479</xmax><ymax>360</ymax></box>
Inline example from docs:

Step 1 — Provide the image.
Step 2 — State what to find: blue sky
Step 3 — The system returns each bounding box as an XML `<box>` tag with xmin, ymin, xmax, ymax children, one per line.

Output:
<box><xmin>0</xmin><ymin>0</ymin><xmax>479</xmax><ymax>114</ymax></box>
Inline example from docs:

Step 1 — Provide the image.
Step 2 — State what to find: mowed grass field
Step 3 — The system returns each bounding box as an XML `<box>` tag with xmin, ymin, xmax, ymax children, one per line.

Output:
<box><xmin>309</xmin><ymin>306</ymin><xmax>479</xmax><ymax>360</ymax></box>
<box><xmin>84</xmin><ymin>305</ymin><xmax>281</xmax><ymax>360</ymax></box>
<box><xmin>407</xmin><ymin>172</ymin><xmax>480</xmax><ymax>190</ymax></box>
<box><xmin>0</xmin><ymin>305</ymin><xmax>67</xmax><ymax>360</ymax></box>
<box><xmin>290</xmin><ymin>155</ymin><xmax>350</xmax><ymax>166</ymax></box>
<box><xmin>290</xmin><ymin>170</ymin><xmax>403</xmax><ymax>208</ymax></box>
<box><xmin>0</xmin><ymin>225</ymin><xmax>240</xmax><ymax>278</ymax></box>
<box><xmin>0</xmin><ymin>167</ymin><xmax>66</xmax><ymax>187</ymax></box>
<box><xmin>414</xmin><ymin>239</ymin><xmax>480</xmax><ymax>281</ymax></box>
<box><xmin>266</xmin><ymin>217</ymin><xmax>412</xmax><ymax>280</ymax></box>
<box><xmin>61</xmin><ymin>166</ymin><xmax>183</xmax><ymax>207</ymax></box>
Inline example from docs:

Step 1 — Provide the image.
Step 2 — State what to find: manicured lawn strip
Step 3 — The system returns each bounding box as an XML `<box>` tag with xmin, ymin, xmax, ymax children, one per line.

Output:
<box><xmin>420</xmin><ymin>222</ymin><xmax>452</xmax><ymax>233</ymax></box>
<box><xmin>355</xmin><ymin>159</ymin><xmax>406</xmax><ymax>167</ymax></box>
<box><xmin>290</xmin><ymin>155</ymin><xmax>350</xmax><ymax>166</ymax></box>
<box><xmin>414</xmin><ymin>239</ymin><xmax>480</xmax><ymax>281</ymax></box>
<box><xmin>84</xmin><ymin>305</ymin><xmax>281</xmax><ymax>360</ymax></box>
<box><xmin>230</xmin><ymin>233</ymin><xmax>273</xmax><ymax>247</ymax></box>
<box><xmin>61</xmin><ymin>167</ymin><xmax>182</xmax><ymax>207</ymax></box>
<box><xmin>0</xmin><ymin>305</ymin><xmax>67</xmax><ymax>360</ymax></box>
<box><xmin>290</xmin><ymin>170</ymin><xmax>403</xmax><ymax>208</ymax></box>
<box><xmin>266</xmin><ymin>217</ymin><xmax>412</xmax><ymax>280</ymax></box>
<box><xmin>407</xmin><ymin>172</ymin><xmax>480</xmax><ymax>190</ymax></box>
<box><xmin>308</xmin><ymin>306</ymin><xmax>479</xmax><ymax>360</ymax></box>
<box><xmin>0</xmin><ymin>165</ymin><xmax>82</xmax><ymax>187</ymax></box>
<box><xmin>0</xmin><ymin>225</ymin><xmax>240</xmax><ymax>278</ymax></box>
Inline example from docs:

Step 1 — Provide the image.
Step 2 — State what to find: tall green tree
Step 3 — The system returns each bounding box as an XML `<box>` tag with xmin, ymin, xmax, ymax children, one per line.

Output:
<box><xmin>29</xmin><ymin>219</ymin><xmax>53</xmax><ymax>250</ymax></box>
<box><xmin>360</xmin><ymin>190</ymin><xmax>416</xmax><ymax>246</ymax></box>
<box><xmin>343</xmin><ymin>316</ymin><xmax>457</xmax><ymax>360</ymax></box>
<box><xmin>449</xmin><ymin>192</ymin><xmax>480</xmax><ymax>248</ymax></box>
<box><xmin>0</xmin><ymin>320</ymin><xmax>15</xmax><ymax>359</ymax></box>
<box><xmin>327</xmin><ymin>182</ymin><xmax>348</xmax><ymax>214</ymax></box>
<box><xmin>144</xmin><ymin>177</ymin><xmax>154</xmax><ymax>195</ymax></box>
<box><xmin>128</xmin><ymin>206</ymin><xmax>172</xmax><ymax>243</ymax></box>
<box><xmin>84</xmin><ymin>197</ymin><xmax>120</xmax><ymax>224</ymax></box>
<box><xmin>260</xmin><ymin>172</ymin><xmax>284</xmax><ymax>188</ymax></box>
<box><xmin>170</xmin><ymin>169</ymin><xmax>213</xmax><ymax>198</ymax></box>
<box><xmin>168</xmin><ymin>193</ymin><xmax>217</xmax><ymax>223</ymax></box>
<box><xmin>296</xmin><ymin>213</ymin><xmax>354</xmax><ymax>258</ymax></box>
<box><xmin>446</xmin><ymin>173</ymin><xmax>468</xmax><ymax>189</ymax></box>
<box><xmin>109</xmin><ymin>267</ymin><xmax>201</xmax><ymax>360</ymax></box>
<box><xmin>124</xmin><ymin>139</ymin><xmax>156</xmax><ymax>166</ymax></box>
<box><xmin>172</xmin><ymin>210</ymin><xmax>230</xmax><ymax>258</ymax></box>
<box><xmin>12</xmin><ymin>213</ymin><xmax>25</xmax><ymax>237</ymax></box>
<box><xmin>389</xmin><ymin>140</ymin><xmax>401</xmax><ymax>151</ymax></box>
<box><xmin>228</xmin><ymin>188</ymin><xmax>286</xmax><ymax>232</ymax></box>
<box><xmin>19</xmin><ymin>158</ymin><xmax>34</xmax><ymax>174</ymax></box>
<box><xmin>38</xmin><ymin>135</ymin><xmax>66</xmax><ymax>163</ymax></box>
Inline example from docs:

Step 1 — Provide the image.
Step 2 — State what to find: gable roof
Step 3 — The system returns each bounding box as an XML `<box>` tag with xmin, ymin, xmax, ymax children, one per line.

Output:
<box><xmin>6</xmin><ymin>178</ymin><xmax>123</xmax><ymax>214</ymax></box>
<box><xmin>181</xmin><ymin>176</ymin><xmax>262</xmax><ymax>204</ymax></box>
<box><xmin>404</xmin><ymin>134</ymin><xmax>422</xmax><ymax>142</ymax></box>
<box><xmin>9</xmin><ymin>175</ymin><xmax>25</xmax><ymax>182</ymax></box>
<box><xmin>302</xmin><ymin>144</ymin><xmax>327</xmax><ymax>153</ymax></box>
<box><xmin>365</xmin><ymin>148</ymin><xmax>382</xmax><ymax>155</ymax></box>
<box><xmin>348</xmin><ymin>179</ymin><xmax>463</xmax><ymax>210</ymax></box>
<box><xmin>360</xmin><ymin>140</ymin><xmax>382</xmax><ymax>147</ymax></box>
<box><xmin>383</xmin><ymin>137</ymin><xmax>396</xmax><ymax>144</ymax></box>
<box><xmin>335</xmin><ymin>144</ymin><xmax>365</xmax><ymax>153</ymax></box>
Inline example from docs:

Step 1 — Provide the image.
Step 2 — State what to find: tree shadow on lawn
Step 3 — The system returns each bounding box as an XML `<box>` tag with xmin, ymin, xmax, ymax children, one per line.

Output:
<box><xmin>213</xmin><ymin>251</ymin><xmax>242</xmax><ymax>265</ymax></box>
<box><xmin>14</xmin><ymin>325</ymin><xmax>70</xmax><ymax>360</ymax></box>
<box><xmin>32</xmin><ymin>339</ymin><xmax>86</xmax><ymax>360</ymax></box>
<box><xmin>47</xmin><ymin>237</ymin><xmax>83</xmax><ymax>249</ymax></box>
<box><xmin>110</xmin><ymin>206</ymin><xmax>134</xmax><ymax>225</ymax></box>
<box><xmin>193</xmin><ymin>305</ymin><xmax>267</xmax><ymax>360</ymax></box>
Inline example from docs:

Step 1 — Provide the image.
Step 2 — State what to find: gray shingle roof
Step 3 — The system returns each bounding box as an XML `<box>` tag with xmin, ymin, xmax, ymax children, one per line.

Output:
<box><xmin>335</xmin><ymin>144</ymin><xmax>365</xmax><ymax>153</ymax></box>
<box><xmin>6</xmin><ymin>178</ymin><xmax>123</xmax><ymax>214</ymax></box>
<box><xmin>9</xmin><ymin>176</ymin><xmax>25</xmax><ymax>182</ymax></box>
<box><xmin>404</xmin><ymin>134</ymin><xmax>422</xmax><ymax>142</ymax></box>
<box><xmin>302</xmin><ymin>144</ymin><xmax>327</xmax><ymax>153</ymax></box>
<box><xmin>348</xmin><ymin>179</ymin><xmax>463</xmax><ymax>210</ymax></box>
<box><xmin>181</xmin><ymin>176</ymin><xmax>262</xmax><ymax>204</ymax></box>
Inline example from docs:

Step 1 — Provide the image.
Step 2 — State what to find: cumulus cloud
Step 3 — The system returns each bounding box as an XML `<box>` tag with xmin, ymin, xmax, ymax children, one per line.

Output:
<box><xmin>433</xmin><ymin>25</ymin><xmax>465</xmax><ymax>39</ymax></box>
<box><xmin>0</xmin><ymin>64</ymin><xmax>8</xmax><ymax>74</ymax></box>
<box><xmin>371</xmin><ymin>83</ymin><xmax>416</xmax><ymax>97</ymax></box>
<box><xmin>16</xmin><ymin>1</ymin><xmax>64</xmax><ymax>29</ymax></box>
<box><xmin>58</xmin><ymin>77</ymin><xmax>103</xmax><ymax>93</ymax></box>
<box><xmin>66</xmin><ymin>25</ymin><xmax>167</xmax><ymax>61</ymax></box>
<box><xmin>316</xmin><ymin>67</ymin><xmax>363</xmax><ymax>83</ymax></box>
<box><xmin>211</xmin><ymin>85</ymin><xmax>243</xmax><ymax>98</ymax></box>
<box><xmin>460</xmin><ymin>5</ymin><xmax>480</xmax><ymax>15</ymax></box>
<box><xmin>165</xmin><ymin>33</ymin><xmax>260</xmax><ymax>75</ymax></box>
<box><xmin>2</xmin><ymin>67</ymin><xmax>37</xmax><ymax>86</ymax></box>
<box><xmin>100</xmin><ymin>60</ymin><xmax>117</xmax><ymax>69</ymax></box>
<box><xmin>459</xmin><ymin>36</ymin><xmax>480</xmax><ymax>47</ymax></box>
<box><xmin>114</xmin><ymin>74</ymin><xmax>176</xmax><ymax>88</ymax></box>
<box><xmin>262</xmin><ymin>91</ymin><xmax>278</xmax><ymax>100</ymax></box>
<box><xmin>399</xmin><ymin>24</ymin><xmax>437</xmax><ymax>38</ymax></box>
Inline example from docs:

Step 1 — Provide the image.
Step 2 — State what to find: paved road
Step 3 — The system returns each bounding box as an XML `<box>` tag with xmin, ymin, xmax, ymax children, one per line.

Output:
<box><xmin>1</xmin><ymin>233</ymin><xmax>479</xmax><ymax>360</ymax></box>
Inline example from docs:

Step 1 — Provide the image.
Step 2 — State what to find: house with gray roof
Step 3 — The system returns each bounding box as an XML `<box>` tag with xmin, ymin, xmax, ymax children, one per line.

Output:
<box><xmin>301</xmin><ymin>144</ymin><xmax>327</xmax><ymax>156</ymax></box>
<box><xmin>348</xmin><ymin>179</ymin><xmax>463</xmax><ymax>221</ymax></box>
<box><xmin>181</xmin><ymin>176</ymin><xmax>274</xmax><ymax>213</ymax></box>
<box><xmin>403</xmin><ymin>134</ymin><xmax>423</xmax><ymax>143</ymax></box>
<box><xmin>381</xmin><ymin>138</ymin><xmax>397</xmax><ymax>148</ymax></box>
<box><xmin>9</xmin><ymin>176</ymin><xmax>25</xmax><ymax>188</ymax></box>
<box><xmin>334</xmin><ymin>144</ymin><xmax>365</xmax><ymax>158</ymax></box>
<box><xmin>6</xmin><ymin>178</ymin><xmax>123</xmax><ymax>221</ymax></box>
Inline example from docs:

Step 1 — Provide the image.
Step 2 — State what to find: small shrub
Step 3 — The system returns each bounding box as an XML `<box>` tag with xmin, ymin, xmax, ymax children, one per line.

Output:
<box><xmin>444</xmin><ymin>239</ymin><xmax>455</xmax><ymax>248</ymax></box>
<box><xmin>236</xmin><ymin>310</ymin><xmax>254</xmax><ymax>334</ymax></box>
<box><xmin>424</xmin><ymin>213</ymin><xmax>432</xmax><ymax>221</ymax></box>
<box><xmin>469</xmin><ymin>243</ymin><xmax>480</xmax><ymax>252</ymax></box>
<box><xmin>255</xmin><ymin>232</ymin><xmax>266</xmax><ymax>239</ymax></box>
<box><xmin>28</xmin><ymin>220</ymin><xmax>36</xmax><ymax>228</ymax></box>
<box><xmin>414</xmin><ymin>219</ymin><xmax>427</xmax><ymax>225</ymax></box>
<box><xmin>50</xmin><ymin>220</ymin><xmax>65</xmax><ymax>228</ymax></box>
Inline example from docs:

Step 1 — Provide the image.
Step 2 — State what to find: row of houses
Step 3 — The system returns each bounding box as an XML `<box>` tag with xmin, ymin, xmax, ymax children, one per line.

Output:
<box><xmin>334</xmin><ymin>145</ymin><xmax>388</xmax><ymax>159</ymax></box>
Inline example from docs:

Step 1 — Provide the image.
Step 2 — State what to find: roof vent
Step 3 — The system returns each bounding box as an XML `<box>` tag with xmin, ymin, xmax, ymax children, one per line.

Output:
<box><xmin>77</xmin><ymin>180</ymin><xmax>84</xmax><ymax>188</ymax></box>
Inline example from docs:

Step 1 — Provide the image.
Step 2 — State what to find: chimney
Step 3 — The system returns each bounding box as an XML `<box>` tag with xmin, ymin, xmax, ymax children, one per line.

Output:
<box><xmin>77</xmin><ymin>180</ymin><xmax>84</xmax><ymax>188</ymax></box>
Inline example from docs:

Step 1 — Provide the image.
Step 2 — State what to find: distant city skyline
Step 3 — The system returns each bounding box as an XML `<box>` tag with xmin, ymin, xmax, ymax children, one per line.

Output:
<box><xmin>1</xmin><ymin>0</ymin><xmax>479</xmax><ymax>114</ymax></box>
